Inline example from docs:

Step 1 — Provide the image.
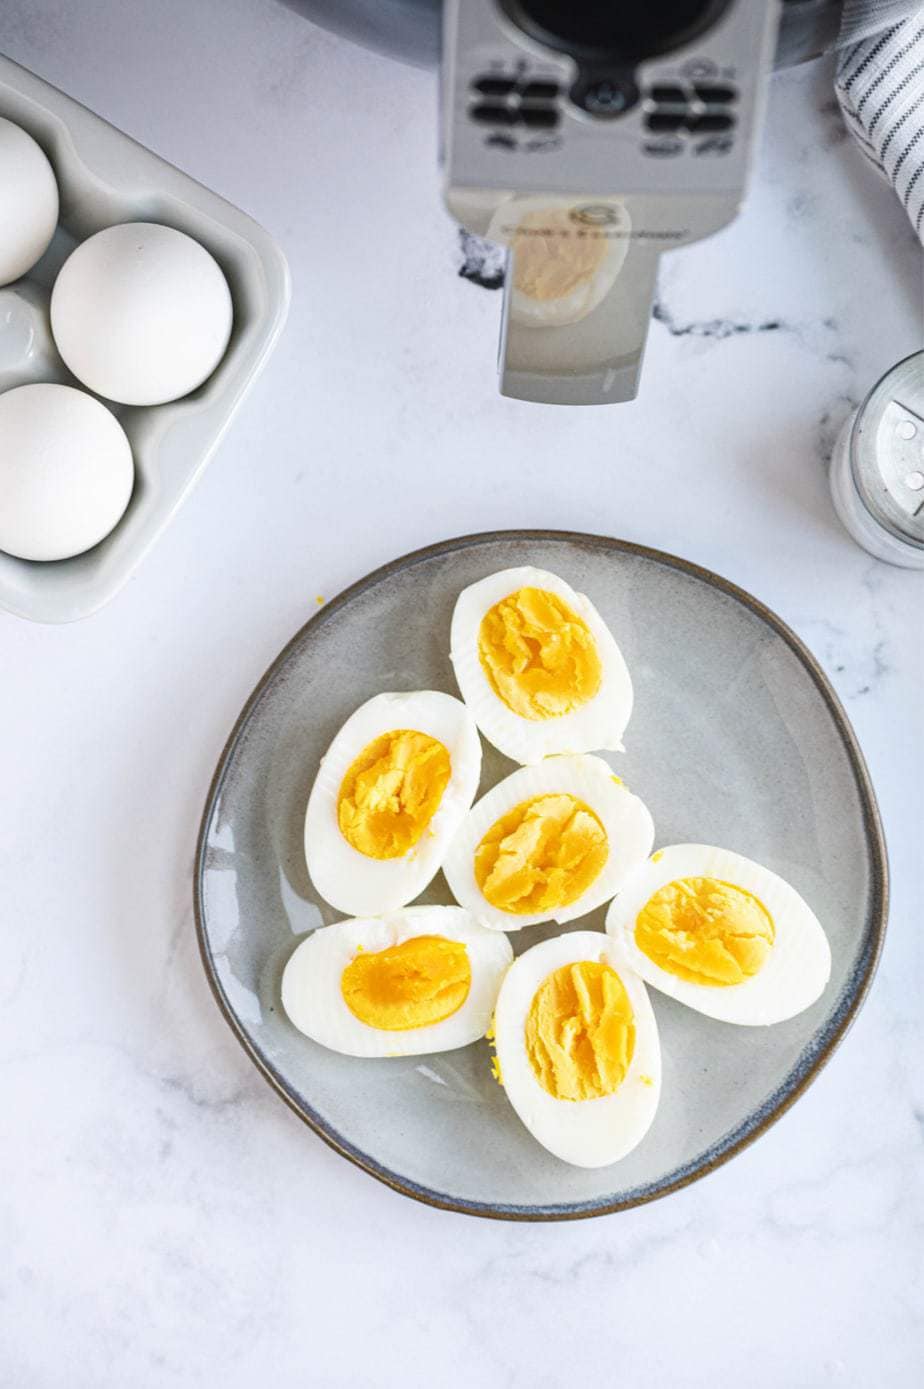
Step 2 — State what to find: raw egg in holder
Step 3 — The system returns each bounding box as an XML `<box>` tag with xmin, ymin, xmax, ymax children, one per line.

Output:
<box><xmin>0</xmin><ymin>118</ymin><xmax>59</xmax><ymax>287</ymax></box>
<box><xmin>0</xmin><ymin>383</ymin><xmax>133</xmax><ymax>562</ymax></box>
<box><xmin>50</xmin><ymin>221</ymin><xmax>233</xmax><ymax>406</ymax></box>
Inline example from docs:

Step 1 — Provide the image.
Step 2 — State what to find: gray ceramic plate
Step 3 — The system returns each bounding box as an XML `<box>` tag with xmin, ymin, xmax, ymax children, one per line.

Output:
<box><xmin>194</xmin><ymin>532</ymin><xmax>887</xmax><ymax>1220</ymax></box>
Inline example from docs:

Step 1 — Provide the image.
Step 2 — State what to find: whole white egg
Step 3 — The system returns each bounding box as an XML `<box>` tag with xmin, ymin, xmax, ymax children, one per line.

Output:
<box><xmin>443</xmin><ymin>754</ymin><xmax>654</xmax><ymax>931</ymax></box>
<box><xmin>494</xmin><ymin>931</ymin><xmax>661</xmax><ymax>1167</ymax></box>
<box><xmin>281</xmin><ymin>906</ymin><xmax>513</xmax><ymax>1058</ymax></box>
<box><xmin>0</xmin><ymin>383</ymin><xmax>133</xmax><ymax>561</ymax></box>
<box><xmin>0</xmin><ymin>118</ymin><xmax>59</xmax><ymax>287</ymax></box>
<box><xmin>305</xmin><ymin>690</ymin><xmax>483</xmax><ymax>917</ymax></box>
<box><xmin>50</xmin><ymin>222</ymin><xmax>233</xmax><ymax>405</ymax></box>
<box><xmin>606</xmin><ymin>844</ymin><xmax>832</xmax><ymax>1025</ymax></box>
<box><xmin>451</xmin><ymin>566</ymin><xmax>633</xmax><ymax>765</ymax></box>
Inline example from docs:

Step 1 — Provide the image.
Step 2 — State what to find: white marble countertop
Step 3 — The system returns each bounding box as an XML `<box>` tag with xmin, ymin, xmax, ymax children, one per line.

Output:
<box><xmin>2</xmin><ymin>1</ymin><xmax>922</xmax><ymax>1384</ymax></box>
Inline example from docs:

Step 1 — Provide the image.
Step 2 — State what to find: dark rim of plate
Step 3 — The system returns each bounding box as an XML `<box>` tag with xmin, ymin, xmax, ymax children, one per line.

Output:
<box><xmin>193</xmin><ymin>530</ymin><xmax>889</xmax><ymax>1222</ymax></box>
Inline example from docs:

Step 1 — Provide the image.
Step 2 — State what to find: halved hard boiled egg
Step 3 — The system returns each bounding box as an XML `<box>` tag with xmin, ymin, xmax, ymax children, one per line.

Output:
<box><xmin>281</xmin><ymin>906</ymin><xmax>512</xmax><ymax>1057</ymax></box>
<box><xmin>606</xmin><ymin>844</ymin><xmax>832</xmax><ymax>1026</ymax></box>
<box><xmin>494</xmin><ymin>931</ymin><xmax>660</xmax><ymax>1167</ymax></box>
<box><xmin>486</xmin><ymin>197</ymin><xmax>631</xmax><ymax>328</ymax></box>
<box><xmin>443</xmin><ymin>755</ymin><xmax>654</xmax><ymax>931</ymax></box>
<box><xmin>305</xmin><ymin>691</ymin><xmax>482</xmax><ymax>916</ymax></box>
<box><xmin>450</xmin><ymin>567</ymin><xmax>633</xmax><ymax>765</ymax></box>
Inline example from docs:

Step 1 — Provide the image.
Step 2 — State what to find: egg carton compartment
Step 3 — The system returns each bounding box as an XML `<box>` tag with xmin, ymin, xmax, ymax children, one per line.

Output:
<box><xmin>0</xmin><ymin>55</ymin><xmax>290</xmax><ymax>623</ymax></box>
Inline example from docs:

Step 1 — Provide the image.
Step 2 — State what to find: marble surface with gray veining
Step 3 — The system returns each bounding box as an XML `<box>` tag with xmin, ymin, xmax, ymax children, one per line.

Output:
<box><xmin>1</xmin><ymin>1</ymin><xmax>922</xmax><ymax>1384</ymax></box>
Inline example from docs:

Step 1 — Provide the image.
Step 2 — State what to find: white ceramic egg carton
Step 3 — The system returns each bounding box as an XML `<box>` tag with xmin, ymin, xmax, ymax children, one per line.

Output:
<box><xmin>0</xmin><ymin>56</ymin><xmax>290</xmax><ymax>623</ymax></box>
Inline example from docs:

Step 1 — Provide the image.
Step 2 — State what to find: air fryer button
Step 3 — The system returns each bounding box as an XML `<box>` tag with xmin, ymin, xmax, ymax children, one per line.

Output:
<box><xmin>571</xmin><ymin>75</ymin><xmax>639</xmax><ymax>118</ymax></box>
<box><xmin>687</xmin><ymin>112</ymin><xmax>735</xmax><ymax>132</ymax></box>
<box><xmin>693</xmin><ymin>84</ymin><xmax>738</xmax><ymax>104</ymax></box>
<box><xmin>473</xmin><ymin>76</ymin><xmax>517</xmax><ymax>97</ymax></box>
<box><xmin>520</xmin><ymin>107</ymin><xmax>559</xmax><ymax>129</ymax></box>
<box><xmin>521</xmin><ymin>81</ymin><xmax>560</xmax><ymax>101</ymax></box>
<box><xmin>649</xmin><ymin>84</ymin><xmax>687</xmax><ymax>105</ymax></box>
<box><xmin>470</xmin><ymin>104</ymin><xmax>519</xmax><ymax>126</ymax></box>
<box><xmin>646</xmin><ymin>112</ymin><xmax>686</xmax><ymax>133</ymax></box>
<box><xmin>694</xmin><ymin>135</ymin><xmax>734</xmax><ymax>157</ymax></box>
<box><xmin>485</xmin><ymin>132</ymin><xmax>518</xmax><ymax>151</ymax></box>
<box><xmin>642</xmin><ymin>137</ymin><xmax>684</xmax><ymax>158</ymax></box>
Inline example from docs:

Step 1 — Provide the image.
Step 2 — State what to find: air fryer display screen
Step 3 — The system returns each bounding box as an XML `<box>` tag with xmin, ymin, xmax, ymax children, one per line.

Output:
<box><xmin>503</xmin><ymin>0</ymin><xmax>732</xmax><ymax>60</ymax></box>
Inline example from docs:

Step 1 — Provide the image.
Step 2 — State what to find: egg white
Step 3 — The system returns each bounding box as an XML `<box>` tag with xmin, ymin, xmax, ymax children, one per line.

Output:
<box><xmin>495</xmin><ymin>931</ymin><xmax>661</xmax><ymax>1168</ymax></box>
<box><xmin>281</xmin><ymin>906</ymin><xmax>513</xmax><ymax>1057</ymax></box>
<box><xmin>450</xmin><ymin>567</ymin><xmax>633</xmax><ymax>766</ymax></box>
<box><xmin>305</xmin><ymin>690</ymin><xmax>482</xmax><ymax>916</ymax></box>
<box><xmin>443</xmin><ymin>754</ymin><xmax>654</xmax><ymax>931</ymax></box>
<box><xmin>485</xmin><ymin>197</ymin><xmax>631</xmax><ymax>328</ymax></box>
<box><xmin>606</xmin><ymin>844</ymin><xmax>832</xmax><ymax>1026</ymax></box>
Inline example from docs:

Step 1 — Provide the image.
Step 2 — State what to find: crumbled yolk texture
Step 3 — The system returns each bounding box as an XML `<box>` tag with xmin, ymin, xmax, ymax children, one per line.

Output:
<box><xmin>478</xmin><ymin>586</ymin><xmax>602</xmax><ymax>722</ymax></box>
<box><xmin>474</xmin><ymin>793</ymin><xmax>608</xmax><ymax>915</ymax></box>
<box><xmin>513</xmin><ymin>210</ymin><xmax>607</xmax><ymax>302</ymax></box>
<box><xmin>337</xmin><ymin>730</ymin><xmax>451</xmax><ymax>860</ymax></box>
<box><xmin>526</xmin><ymin>961</ymin><xmax>636</xmax><ymax>1101</ymax></box>
<box><xmin>341</xmin><ymin>935</ymin><xmax>471</xmax><ymax>1031</ymax></box>
<box><xmin>635</xmin><ymin>877</ymin><xmax>775</xmax><ymax>987</ymax></box>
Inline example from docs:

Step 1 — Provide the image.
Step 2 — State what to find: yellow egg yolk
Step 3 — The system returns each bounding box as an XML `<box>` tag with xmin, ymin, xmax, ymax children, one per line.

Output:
<box><xmin>341</xmin><ymin>935</ymin><xmax>471</xmax><ymax>1031</ymax></box>
<box><xmin>337</xmin><ymin>729</ymin><xmax>451</xmax><ymax>860</ymax></box>
<box><xmin>477</xmin><ymin>586</ymin><xmax>602</xmax><ymax>722</ymax></box>
<box><xmin>526</xmin><ymin>961</ymin><xmax>636</xmax><ymax>1101</ymax></box>
<box><xmin>635</xmin><ymin>877</ymin><xmax>775</xmax><ymax>987</ymax></box>
<box><xmin>513</xmin><ymin>209</ymin><xmax>608</xmax><ymax>303</ymax></box>
<box><xmin>474</xmin><ymin>793</ymin><xmax>608</xmax><ymax>915</ymax></box>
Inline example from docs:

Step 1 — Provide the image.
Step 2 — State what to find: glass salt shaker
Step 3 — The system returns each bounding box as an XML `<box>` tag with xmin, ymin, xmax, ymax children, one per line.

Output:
<box><xmin>829</xmin><ymin>351</ymin><xmax>924</xmax><ymax>570</ymax></box>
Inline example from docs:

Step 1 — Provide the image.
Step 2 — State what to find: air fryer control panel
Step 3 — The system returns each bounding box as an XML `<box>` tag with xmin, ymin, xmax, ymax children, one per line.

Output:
<box><xmin>443</xmin><ymin>0</ymin><xmax>780</xmax><ymax>206</ymax></box>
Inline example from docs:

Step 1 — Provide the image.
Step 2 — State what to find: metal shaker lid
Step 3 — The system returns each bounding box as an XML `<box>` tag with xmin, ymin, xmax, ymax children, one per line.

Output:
<box><xmin>851</xmin><ymin>351</ymin><xmax>924</xmax><ymax>551</ymax></box>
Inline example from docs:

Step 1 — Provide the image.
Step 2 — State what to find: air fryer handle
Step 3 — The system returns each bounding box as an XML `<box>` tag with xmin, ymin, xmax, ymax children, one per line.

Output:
<box><xmin>498</xmin><ymin>241</ymin><xmax>661</xmax><ymax>406</ymax></box>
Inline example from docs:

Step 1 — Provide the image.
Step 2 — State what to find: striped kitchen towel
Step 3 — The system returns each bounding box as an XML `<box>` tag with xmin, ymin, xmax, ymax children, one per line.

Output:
<box><xmin>836</xmin><ymin>2</ymin><xmax>924</xmax><ymax>243</ymax></box>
